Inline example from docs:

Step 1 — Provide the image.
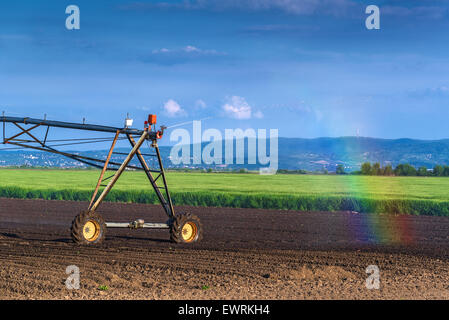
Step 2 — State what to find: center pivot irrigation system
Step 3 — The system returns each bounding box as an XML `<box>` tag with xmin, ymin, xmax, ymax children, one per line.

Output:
<box><xmin>1</xmin><ymin>113</ymin><xmax>203</xmax><ymax>245</ymax></box>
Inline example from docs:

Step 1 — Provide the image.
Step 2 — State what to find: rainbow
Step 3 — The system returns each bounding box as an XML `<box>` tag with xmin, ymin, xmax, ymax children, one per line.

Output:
<box><xmin>333</xmin><ymin>138</ymin><xmax>416</xmax><ymax>245</ymax></box>
<box><xmin>349</xmin><ymin>213</ymin><xmax>415</xmax><ymax>245</ymax></box>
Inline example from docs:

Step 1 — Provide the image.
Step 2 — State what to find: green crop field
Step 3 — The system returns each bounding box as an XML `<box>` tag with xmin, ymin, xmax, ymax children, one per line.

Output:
<box><xmin>1</xmin><ymin>169</ymin><xmax>449</xmax><ymax>215</ymax></box>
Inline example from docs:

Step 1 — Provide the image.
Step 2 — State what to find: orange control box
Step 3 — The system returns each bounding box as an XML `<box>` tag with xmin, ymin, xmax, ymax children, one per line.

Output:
<box><xmin>148</xmin><ymin>114</ymin><xmax>157</xmax><ymax>125</ymax></box>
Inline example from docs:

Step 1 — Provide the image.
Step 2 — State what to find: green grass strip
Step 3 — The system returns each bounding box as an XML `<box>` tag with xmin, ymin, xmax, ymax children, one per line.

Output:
<box><xmin>1</xmin><ymin>186</ymin><xmax>448</xmax><ymax>216</ymax></box>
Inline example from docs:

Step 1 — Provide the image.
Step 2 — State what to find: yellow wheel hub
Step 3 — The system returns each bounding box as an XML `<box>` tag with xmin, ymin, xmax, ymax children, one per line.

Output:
<box><xmin>83</xmin><ymin>220</ymin><xmax>100</xmax><ymax>242</ymax></box>
<box><xmin>182</xmin><ymin>222</ymin><xmax>197</xmax><ymax>242</ymax></box>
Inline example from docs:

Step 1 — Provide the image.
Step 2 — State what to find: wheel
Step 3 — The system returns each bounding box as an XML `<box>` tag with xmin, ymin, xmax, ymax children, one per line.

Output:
<box><xmin>170</xmin><ymin>213</ymin><xmax>203</xmax><ymax>244</ymax></box>
<box><xmin>71</xmin><ymin>211</ymin><xmax>106</xmax><ymax>245</ymax></box>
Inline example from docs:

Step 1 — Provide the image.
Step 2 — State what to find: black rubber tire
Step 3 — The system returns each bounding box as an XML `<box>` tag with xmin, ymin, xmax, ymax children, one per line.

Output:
<box><xmin>170</xmin><ymin>213</ymin><xmax>203</xmax><ymax>244</ymax></box>
<box><xmin>70</xmin><ymin>211</ymin><xmax>106</xmax><ymax>245</ymax></box>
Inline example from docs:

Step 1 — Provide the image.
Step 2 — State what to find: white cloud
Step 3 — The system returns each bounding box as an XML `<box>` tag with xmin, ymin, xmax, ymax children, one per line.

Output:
<box><xmin>382</xmin><ymin>5</ymin><xmax>448</xmax><ymax>20</ymax></box>
<box><xmin>435</xmin><ymin>86</ymin><xmax>449</xmax><ymax>93</ymax></box>
<box><xmin>184</xmin><ymin>45</ymin><xmax>200</xmax><ymax>53</ymax></box>
<box><xmin>222</xmin><ymin>96</ymin><xmax>253</xmax><ymax>119</ymax></box>
<box><xmin>195</xmin><ymin>99</ymin><xmax>207</xmax><ymax>109</ymax></box>
<box><xmin>152</xmin><ymin>48</ymin><xmax>170</xmax><ymax>53</ymax></box>
<box><xmin>296</xmin><ymin>103</ymin><xmax>323</xmax><ymax>121</ymax></box>
<box><xmin>410</xmin><ymin>86</ymin><xmax>449</xmax><ymax>98</ymax></box>
<box><xmin>145</xmin><ymin>45</ymin><xmax>226</xmax><ymax>65</ymax></box>
<box><xmin>163</xmin><ymin>99</ymin><xmax>187</xmax><ymax>117</ymax></box>
<box><xmin>254</xmin><ymin>110</ymin><xmax>264</xmax><ymax>119</ymax></box>
<box><xmin>151</xmin><ymin>45</ymin><xmax>224</xmax><ymax>56</ymax></box>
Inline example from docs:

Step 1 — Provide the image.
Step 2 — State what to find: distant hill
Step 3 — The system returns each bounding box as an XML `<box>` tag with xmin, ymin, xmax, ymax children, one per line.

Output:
<box><xmin>2</xmin><ymin>136</ymin><xmax>449</xmax><ymax>172</ymax></box>
<box><xmin>276</xmin><ymin>137</ymin><xmax>449</xmax><ymax>171</ymax></box>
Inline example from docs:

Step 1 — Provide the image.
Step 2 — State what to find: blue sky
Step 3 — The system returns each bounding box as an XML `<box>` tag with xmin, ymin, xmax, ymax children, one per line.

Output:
<box><xmin>1</xmin><ymin>0</ymin><xmax>449</xmax><ymax>144</ymax></box>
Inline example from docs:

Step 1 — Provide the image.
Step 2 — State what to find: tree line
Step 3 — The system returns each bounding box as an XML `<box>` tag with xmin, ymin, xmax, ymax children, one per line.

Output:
<box><xmin>347</xmin><ymin>162</ymin><xmax>449</xmax><ymax>177</ymax></box>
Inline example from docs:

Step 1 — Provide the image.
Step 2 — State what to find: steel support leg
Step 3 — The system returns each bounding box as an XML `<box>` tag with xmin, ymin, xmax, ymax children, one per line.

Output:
<box><xmin>88</xmin><ymin>130</ymin><xmax>120</xmax><ymax>210</ymax></box>
<box><xmin>89</xmin><ymin>131</ymin><xmax>148</xmax><ymax>212</ymax></box>
<box><xmin>127</xmin><ymin>135</ymin><xmax>175</xmax><ymax>219</ymax></box>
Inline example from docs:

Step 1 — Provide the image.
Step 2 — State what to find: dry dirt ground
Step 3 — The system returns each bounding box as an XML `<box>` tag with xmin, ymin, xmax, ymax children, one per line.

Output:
<box><xmin>0</xmin><ymin>198</ymin><xmax>448</xmax><ymax>300</ymax></box>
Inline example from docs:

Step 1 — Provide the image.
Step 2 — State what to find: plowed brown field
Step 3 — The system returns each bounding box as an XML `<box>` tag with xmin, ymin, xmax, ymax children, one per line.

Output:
<box><xmin>0</xmin><ymin>198</ymin><xmax>448</xmax><ymax>300</ymax></box>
